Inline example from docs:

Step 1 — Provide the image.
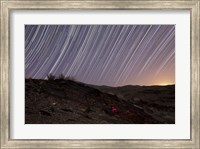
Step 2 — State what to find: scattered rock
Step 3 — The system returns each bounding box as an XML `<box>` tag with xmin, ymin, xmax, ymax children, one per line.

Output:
<box><xmin>39</xmin><ymin>110</ymin><xmax>51</xmax><ymax>116</ymax></box>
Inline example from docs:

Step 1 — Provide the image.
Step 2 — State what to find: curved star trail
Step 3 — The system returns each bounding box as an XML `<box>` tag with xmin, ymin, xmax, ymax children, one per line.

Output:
<box><xmin>25</xmin><ymin>25</ymin><xmax>175</xmax><ymax>86</ymax></box>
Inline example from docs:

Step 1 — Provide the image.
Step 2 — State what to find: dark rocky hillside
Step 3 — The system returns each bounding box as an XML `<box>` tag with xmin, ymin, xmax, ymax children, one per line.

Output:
<box><xmin>91</xmin><ymin>84</ymin><xmax>175</xmax><ymax>124</ymax></box>
<box><xmin>25</xmin><ymin>79</ymin><xmax>175</xmax><ymax>124</ymax></box>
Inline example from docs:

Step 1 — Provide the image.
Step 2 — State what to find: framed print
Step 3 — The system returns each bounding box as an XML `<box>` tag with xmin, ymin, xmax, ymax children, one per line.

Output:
<box><xmin>1</xmin><ymin>0</ymin><xmax>199</xmax><ymax>148</ymax></box>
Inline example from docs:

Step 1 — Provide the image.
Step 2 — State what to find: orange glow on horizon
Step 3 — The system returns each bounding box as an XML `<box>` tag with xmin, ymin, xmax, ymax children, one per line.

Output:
<box><xmin>158</xmin><ymin>82</ymin><xmax>174</xmax><ymax>86</ymax></box>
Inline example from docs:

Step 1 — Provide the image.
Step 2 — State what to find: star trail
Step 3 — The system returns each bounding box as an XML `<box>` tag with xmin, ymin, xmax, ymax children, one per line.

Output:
<box><xmin>25</xmin><ymin>25</ymin><xmax>175</xmax><ymax>86</ymax></box>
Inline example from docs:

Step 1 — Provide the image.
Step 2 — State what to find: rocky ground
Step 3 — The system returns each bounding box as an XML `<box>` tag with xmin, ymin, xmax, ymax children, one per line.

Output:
<box><xmin>25</xmin><ymin>79</ymin><xmax>175</xmax><ymax>124</ymax></box>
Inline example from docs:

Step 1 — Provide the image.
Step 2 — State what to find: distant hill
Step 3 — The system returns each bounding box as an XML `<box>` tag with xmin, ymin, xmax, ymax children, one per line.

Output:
<box><xmin>25</xmin><ymin>79</ymin><xmax>175</xmax><ymax>124</ymax></box>
<box><xmin>90</xmin><ymin>84</ymin><xmax>175</xmax><ymax>100</ymax></box>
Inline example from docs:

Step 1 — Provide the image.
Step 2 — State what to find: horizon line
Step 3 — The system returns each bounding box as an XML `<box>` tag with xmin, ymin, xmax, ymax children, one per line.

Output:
<box><xmin>25</xmin><ymin>78</ymin><xmax>175</xmax><ymax>87</ymax></box>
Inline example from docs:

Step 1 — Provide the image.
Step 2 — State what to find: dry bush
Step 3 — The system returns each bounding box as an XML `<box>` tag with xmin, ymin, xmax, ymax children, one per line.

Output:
<box><xmin>47</xmin><ymin>73</ymin><xmax>56</xmax><ymax>80</ymax></box>
<box><xmin>57</xmin><ymin>74</ymin><xmax>65</xmax><ymax>80</ymax></box>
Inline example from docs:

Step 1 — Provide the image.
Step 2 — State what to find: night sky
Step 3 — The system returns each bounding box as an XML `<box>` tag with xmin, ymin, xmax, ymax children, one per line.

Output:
<box><xmin>25</xmin><ymin>25</ymin><xmax>175</xmax><ymax>86</ymax></box>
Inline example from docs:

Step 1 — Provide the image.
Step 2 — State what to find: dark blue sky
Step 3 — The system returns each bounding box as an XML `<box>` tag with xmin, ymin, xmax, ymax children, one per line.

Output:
<box><xmin>25</xmin><ymin>25</ymin><xmax>175</xmax><ymax>86</ymax></box>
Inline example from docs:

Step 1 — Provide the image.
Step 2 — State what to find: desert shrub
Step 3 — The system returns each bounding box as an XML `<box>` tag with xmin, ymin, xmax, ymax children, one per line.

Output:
<box><xmin>47</xmin><ymin>73</ymin><xmax>76</xmax><ymax>81</ymax></box>
<box><xmin>47</xmin><ymin>73</ymin><xmax>56</xmax><ymax>80</ymax></box>
<box><xmin>57</xmin><ymin>74</ymin><xmax>65</xmax><ymax>80</ymax></box>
